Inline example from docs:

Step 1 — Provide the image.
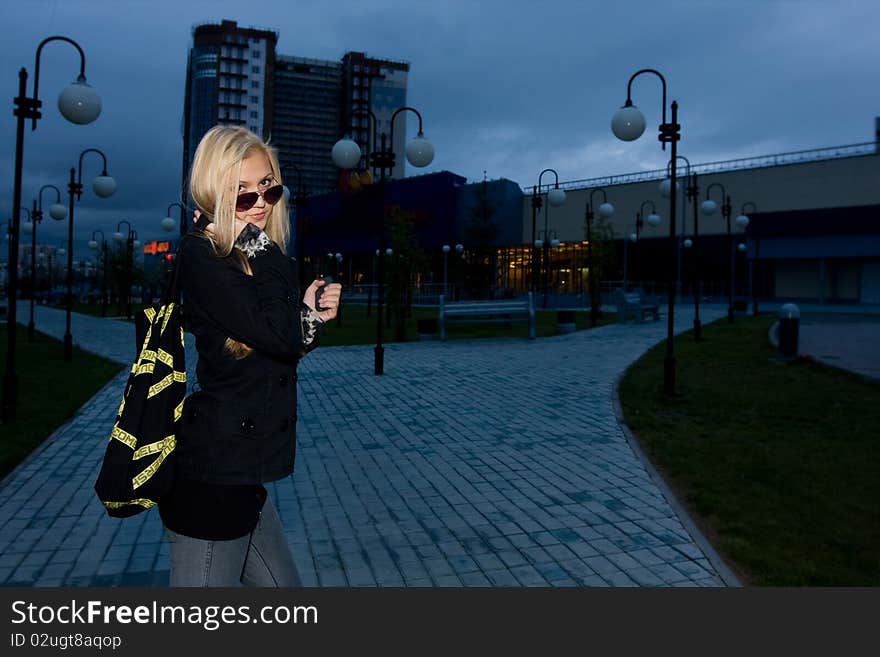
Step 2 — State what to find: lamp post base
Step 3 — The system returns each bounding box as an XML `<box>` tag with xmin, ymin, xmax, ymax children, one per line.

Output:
<box><xmin>693</xmin><ymin>318</ymin><xmax>701</xmax><ymax>341</ymax></box>
<box><xmin>63</xmin><ymin>333</ymin><xmax>73</xmax><ymax>361</ymax></box>
<box><xmin>663</xmin><ymin>355</ymin><xmax>676</xmax><ymax>396</ymax></box>
<box><xmin>2</xmin><ymin>371</ymin><xmax>17</xmax><ymax>423</ymax></box>
<box><xmin>27</xmin><ymin>321</ymin><xmax>35</xmax><ymax>342</ymax></box>
<box><xmin>374</xmin><ymin>345</ymin><xmax>384</xmax><ymax>376</ymax></box>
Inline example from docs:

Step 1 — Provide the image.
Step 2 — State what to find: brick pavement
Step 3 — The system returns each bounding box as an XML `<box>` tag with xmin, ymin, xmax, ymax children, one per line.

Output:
<box><xmin>1</xmin><ymin>302</ymin><xmax>732</xmax><ymax>587</ymax></box>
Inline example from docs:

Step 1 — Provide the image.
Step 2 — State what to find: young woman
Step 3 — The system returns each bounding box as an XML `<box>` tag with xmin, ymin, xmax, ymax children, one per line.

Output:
<box><xmin>158</xmin><ymin>125</ymin><xmax>341</xmax><ymax>586</ymax></box>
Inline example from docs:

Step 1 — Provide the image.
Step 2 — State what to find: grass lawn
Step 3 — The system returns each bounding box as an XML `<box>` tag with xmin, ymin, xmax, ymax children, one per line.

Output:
<box><xmin>316</xmin><ymin>304</ymin><xmax>616</xmax><ymax>347</ymax></box>
<box><xmin>0</xmin><ymin>325</ymin><xmax>123</xmax><ymax>480</ymax></box>
<box><xmin>618</xmin><ymin>315</ymin><xmax>880</xmax><ymax>586</ymax></box>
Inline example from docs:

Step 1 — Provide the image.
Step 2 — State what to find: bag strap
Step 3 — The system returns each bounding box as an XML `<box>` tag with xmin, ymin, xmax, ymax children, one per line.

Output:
<box><xmin>161</xmin><ymin>214</ymin><xmax>213</xmax><ymax>305</ymax></box>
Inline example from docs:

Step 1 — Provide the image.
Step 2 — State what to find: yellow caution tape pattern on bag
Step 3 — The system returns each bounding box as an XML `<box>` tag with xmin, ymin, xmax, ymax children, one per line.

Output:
<box><xmin>100</xmin><ymin>302</ymin><xmax>185</xmax><ymax>511</ymax></box>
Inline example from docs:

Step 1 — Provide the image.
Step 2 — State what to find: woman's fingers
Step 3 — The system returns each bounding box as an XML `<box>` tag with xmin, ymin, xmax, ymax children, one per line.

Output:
<box><xmin>320</xmin><ymin>285</ymin><xmax>342</xmax><ymax>306</ymax></box>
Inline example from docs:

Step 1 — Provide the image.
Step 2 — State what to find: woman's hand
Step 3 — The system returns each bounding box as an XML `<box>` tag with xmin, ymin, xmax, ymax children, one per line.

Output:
<box><xmin>303</xmin><ymin>279</ymin><xmax>342</xmax><ymax>322</ymax></box>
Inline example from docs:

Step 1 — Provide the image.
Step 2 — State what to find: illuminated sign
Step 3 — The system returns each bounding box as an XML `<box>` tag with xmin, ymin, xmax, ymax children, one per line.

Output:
<box><xmin>143</xmin><ymin>241</ymin><xmax>171</xmax><ymax>255</ymax></box>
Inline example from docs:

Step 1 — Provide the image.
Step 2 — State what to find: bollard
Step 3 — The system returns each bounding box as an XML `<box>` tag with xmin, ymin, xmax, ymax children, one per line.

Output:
<box><xmin>778</xmin><ymin>303</ymin><xmax>800</xmax><ymax>358</ymax></box>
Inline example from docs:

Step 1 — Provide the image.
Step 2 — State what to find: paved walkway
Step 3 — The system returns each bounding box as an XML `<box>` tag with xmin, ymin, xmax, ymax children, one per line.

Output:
<box><xmin>797</xmin><ymin>314</ymin><xmax>880</xmax><ymax>382</ymax></box>
<box><xmin>1</xmin><ymin>302</ymin><xmax>731</xmax><ymax>587</ymax></box>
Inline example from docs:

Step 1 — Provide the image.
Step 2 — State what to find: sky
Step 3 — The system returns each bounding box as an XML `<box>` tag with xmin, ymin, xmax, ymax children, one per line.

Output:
<box><xmin>1</xmin><ymin>0</ymin><xmax>878</xmax><ymax>255</ymax></box>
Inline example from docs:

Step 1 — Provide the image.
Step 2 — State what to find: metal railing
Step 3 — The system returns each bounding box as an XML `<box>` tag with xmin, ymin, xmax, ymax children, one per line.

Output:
<box><xmin>341</xmin><ymin>283</ymin><xmax>456</xmax><ymax>306</ymax></box>
<box><xmin>526</xmin><ymin>142</ymin><xmax>879</xmax><ymax>193</ymax></box>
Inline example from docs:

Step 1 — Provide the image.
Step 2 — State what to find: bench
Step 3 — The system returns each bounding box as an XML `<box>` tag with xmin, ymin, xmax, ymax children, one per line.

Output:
<box><xmin>439</xmin><ymin>293</ymin><xmax>535</xmax><ymax>341</ymax></box>
<box><xmin>614</xmin><ymin>288</ymin><xmax>660</xmax><ymax>323</ymax></box>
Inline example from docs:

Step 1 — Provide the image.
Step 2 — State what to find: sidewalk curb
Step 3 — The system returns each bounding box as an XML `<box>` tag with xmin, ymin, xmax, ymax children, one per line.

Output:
<box><xmin>611</xmin><ymin>370</ymin><xmax>743</xmax><ymax>588</ymax></box>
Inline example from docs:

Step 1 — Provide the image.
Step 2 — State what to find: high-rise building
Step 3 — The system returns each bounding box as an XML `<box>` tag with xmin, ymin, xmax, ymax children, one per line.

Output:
<box><xmin>340</xmin><ymin>52</ymin><xmax>410</xmax><ymax>181</ymax></box>
<box><xmin>181</xmin><ymin>20</ymin><xmax>277</xmax><ymax>191</ymax></box>
<box><xmin>182</xmin><ymin>21</ymin><xmax>411</xmax><ymax>199</ymax></box>
<box><xmin>273</xmin><ymin>55</ymin><xmax>343</xmax><ymax>195</ymax></box>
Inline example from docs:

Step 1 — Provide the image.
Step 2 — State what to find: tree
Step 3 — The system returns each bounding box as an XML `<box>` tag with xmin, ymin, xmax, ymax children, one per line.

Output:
<box><xmin>106</xmin><ymin>241</ymin><xmax>145</xmax><ymax>315</ymax></box>
<box><xmin>463</xmin><ymin>176</ymin><xmax>500</xmax><ymax>299</ymax></box>
<box><xmin>385</xmin><ymin>205</ymin><xmax>427</xmax><ymax>342</ymax></box>
<box><xmin>585</xmin><ymin>214</ymin><xmax>616</xmax><ymax>321</ymax></box>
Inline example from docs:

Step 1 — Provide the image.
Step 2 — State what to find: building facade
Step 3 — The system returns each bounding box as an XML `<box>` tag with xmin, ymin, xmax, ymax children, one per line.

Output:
<box><xmin>513</xmin><ymin>141</ymin><xmax>880</xmax><ymax>306</ymax></box>
<box><xmin>181</xmin><ymin>21</ymin><xmax>278</xmax><ymax>192</ymax></box>
<box><xmin>273</xmin><ymin>55</ymin><xmax>343</xmax><ymax>194</ymax></box>
<box><xmin>296</xmin><ymin>140</ymin><xmax>880</xmax><ymax>306</ymax></box>
<box><xmin>182</xmin><ymin>22</ymin><xmax>410</xmax><ymax>199</ymax></box>
<box><xmin>340</xmin><ymin>52</ymin><xmax>410</xmax><ymax>181</ymax></box>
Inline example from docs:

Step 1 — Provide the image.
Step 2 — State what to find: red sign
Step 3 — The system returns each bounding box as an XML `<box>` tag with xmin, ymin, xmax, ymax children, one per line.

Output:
<box><xmin>143</xmin><ymin>241</ymin><xmax>170</xmax><ymax>255</ymax></box>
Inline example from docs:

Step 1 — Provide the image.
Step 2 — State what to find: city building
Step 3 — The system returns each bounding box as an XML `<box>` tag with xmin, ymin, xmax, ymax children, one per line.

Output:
<box><xmin>181</xmin><ymin>20</ymin><xmax>278</xmax><ymax>193</ymax></box>
<box><xmin>521</xmin><ymin>137</ymin><xmax>880</xmax><ymax>306</ymax></box>
<box><xmin>273</xmin><ymin>55</ymin><xmax>343</xmax><ymax>194</ymax></box>
<box><xmin>182</xmin><ymin>22</ymin><xmax>410</xmax><ymax>197</ymax></box>
<box><xmin>299</xmin><ymin>135</ymin><xmax>880</xmax><ymax>307</ymax></box>
<box><xmin>340</xmin><ymin>52</ymin><xmax>411</xmax><ymax>181</ymax></box>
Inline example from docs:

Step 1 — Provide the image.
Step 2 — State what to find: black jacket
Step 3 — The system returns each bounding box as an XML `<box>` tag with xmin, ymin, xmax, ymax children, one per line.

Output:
<box><xmin>174</xmin><ymin>225</ymin><xmax>317</xmax><ymax>485</ymax></box>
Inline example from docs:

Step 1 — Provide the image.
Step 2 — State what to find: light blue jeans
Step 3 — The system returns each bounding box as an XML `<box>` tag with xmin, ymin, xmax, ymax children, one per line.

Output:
<box><xmin>166</xmin><ymin>500</ymin><xmax>302</xmax><ymax>587</ymax></box>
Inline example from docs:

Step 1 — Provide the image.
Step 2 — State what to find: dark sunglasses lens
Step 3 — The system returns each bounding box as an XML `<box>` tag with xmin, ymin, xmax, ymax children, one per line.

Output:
<box><xmin>263</xmin><ymin>185</ymin><xmax>284</xmax><ymax>205</ymax></box>
<box><xmin>236</xmin><ymin>192</ymin><xmax>259</xmax><ymax>212</ymax></box>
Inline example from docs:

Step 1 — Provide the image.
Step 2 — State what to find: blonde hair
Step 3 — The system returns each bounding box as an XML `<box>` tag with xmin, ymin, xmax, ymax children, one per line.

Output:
<box><xmin>188</xmin><ymin>125</ymin><xmax>291</xmax><ymax>359</ymax></box>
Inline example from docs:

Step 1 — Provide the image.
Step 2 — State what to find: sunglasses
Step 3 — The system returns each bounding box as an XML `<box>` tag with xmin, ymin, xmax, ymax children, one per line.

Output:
<box><xmin>236</xmin><ymin>184</ymin><xmax>284</xmax><ymax>213</ymax></box>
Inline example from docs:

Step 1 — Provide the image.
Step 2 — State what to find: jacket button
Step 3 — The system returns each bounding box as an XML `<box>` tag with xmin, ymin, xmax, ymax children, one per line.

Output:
<box><xmin>278</xmin><ymin>375</ymin><xmax>287</xmax><ymax>387</ymax></box>
<box><xmin>279</xmin><ymin>418</ymin><xmax>289</xmax><ymax>431</ymax></box>
<box><xmin>241</xmin><ymin>417</ymin><xmax>255</xmax><ymax>432</ymax></box>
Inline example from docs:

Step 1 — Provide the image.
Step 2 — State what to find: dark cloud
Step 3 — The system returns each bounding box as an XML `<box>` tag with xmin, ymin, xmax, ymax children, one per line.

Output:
<box><xmin>2</xmin><ymin>0</ymin><xmax>878</xmax><ymax>256</ymax></box>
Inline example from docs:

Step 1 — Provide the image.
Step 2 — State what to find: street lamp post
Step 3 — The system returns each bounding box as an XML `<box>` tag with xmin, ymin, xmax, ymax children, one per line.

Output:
<box><xmin>737</xmin><ymin>202</ymin><xmax>757</xmax><ymax>316</ymax></box>
<box><xmin>686</xmin><ymin>170</ymin><xmax>702</xmax><ymax>339</ymax></box>
<box><xmin>129</xmin><ymin>230</ymin><xmax>139</xmax><ymax>319</ymax></box>
<box><xmin>332</xmin><ymin>105</ymin><xmax>434</xmax><ymax>375</ymax></box>
<box><xmin>29</xmin><ymin>185</ymin><xmax>68</xmax><ymax>340</ymax></box>
<box><xmin>384</xmin><ymin>248</ymin><xmax>394</xmax><ymax>330</ymax></box>
<box><xmin>584</xmin><ymin>189</ymin><xmax>615</xmax><ymax>327</ymax></box>
<box><xmin>88</xmin><ymin>230</ymin><xmax>108</xmax><ymax>317</ymax></box>
<box><xmin>4</xmin><ymin>35</ymin><xmax>101</xmax><ymax>421</ymax></box>
<box><xmin>334</xmin><ymin>252</ymin><xmax>343</xmax><ymax>326</ymax></box>
<box><xmin>442</xmin><ymin>245</ymin><xmax>450</xmax><ymax>300</ymax></box>
<box><xmin>282</xmin><ymin>164</ymin><xmax>307</xmax><ymax>287</ymax></box>
<box><xmin>611</xmin><ymin>68</ymin><xmax>681</xmax><ymax>395</ymax></box>
<box><xmin>114</xmin><ymin>221</ymin><xmax>135</xmax><ymax>320</ymax></box>
<box><xmin>529</xmin><ymin>170</ymin><xmax>566</xmax><ymax>302</ymax></box>
<box><xmin>537</xmin><ymin>230</ymin><xmax>560</xmax><ymax>307</ymax></box>
<box><xmin>162</xmin><ymin>202</ymin><xmax>187</xmax><ymax>235</ymax></box>
<box><xmin>701</xmin><ymin>183</ymin><xmax>734</xmax><ymax>323</ymax></box>
<box><xmin>65</xmin><ymin>148</ymin><xmax>116</xmax><ymax>360</ymax></box>
<box><xmin>624</xmin><ymin>201</ymin><xmax>661</xmax><ymax>291</ymax></box>
<box><xmin>735</xmin><ymin>242</ymin><xmax>747</xmax><ymax>304</ymax></box>
<box><xmin>454</xmin><ymin>244</ymin><xmax>464</xmax><ymax>300</ymax></box>
<box><xmin>19</xmin><ymin>206</ymin><xmax>35</xmax><ymax>338</ymax></box>
<box><xmin>661</xmin><ymin>157</ymin><xmax>703</xmax><ymax>339</ymax></box>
